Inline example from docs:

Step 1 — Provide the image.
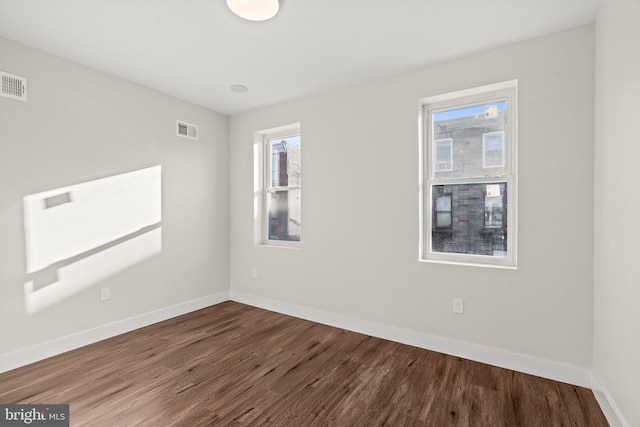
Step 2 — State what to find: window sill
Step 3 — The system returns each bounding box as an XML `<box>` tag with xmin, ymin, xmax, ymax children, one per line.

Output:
<box><xmin>258</xmin><ymin>241</ymin><xmax>301</xmax><ymax>249</ymax></box>
<box><xmin>419</xmin><ymin>257</ymin><xmax>517</xmax><ymax>270</ymax></box>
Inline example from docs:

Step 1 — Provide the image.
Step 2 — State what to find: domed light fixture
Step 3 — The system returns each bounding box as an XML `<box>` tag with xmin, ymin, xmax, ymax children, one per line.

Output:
<box><xmin>230</xmin><ymin>84</ymin><xmax>249</xmax><ymax>93</ymax></box>
<box><xmin>226</xmin><ymin>0</ymin><xmax>279</xmax><ymax>21</ymax></box>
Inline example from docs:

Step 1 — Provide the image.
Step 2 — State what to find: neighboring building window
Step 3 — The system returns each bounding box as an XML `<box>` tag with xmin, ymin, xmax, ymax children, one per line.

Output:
<box><xmin>265</xmin><ymin>133</ymin><xmax>301</xmax><ymax>244</ymax></box>
<box><xmin>484</xmin><ymin>183</ymin><xmax>505</xmax><ymax>228</ymax></box>
<box><xmin>421</xmin><ymin>81</ymin><xmax>517</xmax><ymax>267</ymax></box>
<box><xmin>483</xmin><ymin>131</ymin><xmax>505</xmax><ymax>168</ymax></box>
<box><xmin>434</xmin><ymin>138</ymin><xmax>453</xmax><ymax>171</ymax></box>
<box><xmin>434</xmin><ymin>194</ymin><xmax>452</xmax><ymax>228</ymax></box>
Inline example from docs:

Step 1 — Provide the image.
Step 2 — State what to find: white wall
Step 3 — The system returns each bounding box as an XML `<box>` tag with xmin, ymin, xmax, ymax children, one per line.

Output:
<box><xmin>594</xmin><ymin>0</ymin><xmax>640</xmax><ymax>425</ymax></box>
<box><xmin>0</xmin><ymin>37</ymin><xmax>229</xmax><ymax>356</ymax></box>
<box><xmin>230</xmin><ymin>25</ymin><xmax>595</xmax><ymax>369</ymax></box>
<box><xmin>2</xmin><ymin>9</ymin><xmax>634</xmax><ymax>420</ymax></box>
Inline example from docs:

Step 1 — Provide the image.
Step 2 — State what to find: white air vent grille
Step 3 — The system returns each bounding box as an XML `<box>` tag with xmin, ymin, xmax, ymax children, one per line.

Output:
<box><xmin>176</xmin><ymin>120</ymin><xmax>198</xmax><ymax>140</ymax></box>
<box><xmin>1</xmin><ymin>71</ymin><xmax>27</xmax><ymax>102</ymax></box>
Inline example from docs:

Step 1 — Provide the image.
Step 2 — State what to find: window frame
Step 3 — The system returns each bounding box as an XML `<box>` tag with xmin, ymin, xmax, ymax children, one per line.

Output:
<box><xmin>254</xmin><ymin>123</ymin><xmax>302</xmax><ymax>248</ymax></box>
<box><xmin>419</xmin><ymin>81</ymin><xmax>517</xmax><ymax>268</ymax></box>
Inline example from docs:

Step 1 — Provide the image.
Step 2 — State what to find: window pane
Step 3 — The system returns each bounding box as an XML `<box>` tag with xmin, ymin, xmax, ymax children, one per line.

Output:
<box><xmin>269</xmin><ymin>135</ymin><xmax>301</xmax><ymax>187</ymax></box>
<box><xmin>436</xmin><ymin>212</ymin><xmax>452</xmax><ymax>228</ymax></box>
<box><xmin>432</xmin><ymin>183</ymin><xmax>507</xmax><ymax>257</ymax></box>
<box><xmin>433</xmin><ymin>101</ymin><xmax>507</xmax><ymax>178</ymax></box>
<box><xmin>435</xmin><ymin>195</ymin><xmax>451</xmax><ymax>211</ymax></box>
<box><xmin>267</xmin><ymin>189</ymin><xmax>301</xmax><ymax>242</ymax></box>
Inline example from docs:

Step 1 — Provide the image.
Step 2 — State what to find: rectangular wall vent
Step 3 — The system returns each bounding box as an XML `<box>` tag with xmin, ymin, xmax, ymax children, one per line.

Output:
<box><xmin>1</xmin><ymin>71</ymin><xmax>28</xmax><ymax>102</ymax></box>
<box><xmin>176</xmin><ymin>120</ymin><xmax>198</xmax><ymax>140</ymax></box>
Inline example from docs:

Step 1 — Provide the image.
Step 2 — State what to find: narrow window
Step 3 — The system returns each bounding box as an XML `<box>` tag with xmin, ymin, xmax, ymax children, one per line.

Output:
<box><xmin>264</xmin><ymin>130</ymin><xmax>301</xmax><ymax>245</ymax></box>
<box><xmin>421</xmin><ymin>81</ymin><xmax>517</xmax><ymax>267</ymax></box>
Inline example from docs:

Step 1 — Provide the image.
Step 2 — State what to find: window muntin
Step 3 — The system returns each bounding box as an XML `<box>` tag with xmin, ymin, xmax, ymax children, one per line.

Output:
<box><xmin>421</xmin><ymin>82</ymin><xmax>517</xmax><ymax>267</ymax></box>
<box><xmin>265</xmin><ymin>134</ymin><xmax>301</xmax><ymax>244</ymax></box>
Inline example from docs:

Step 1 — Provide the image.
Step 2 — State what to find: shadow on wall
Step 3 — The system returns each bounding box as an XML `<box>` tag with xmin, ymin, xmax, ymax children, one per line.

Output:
<box><xmin>22</xmin><ymin>165</ymin><xmax>163</xmax><ymax>314</ymax></box>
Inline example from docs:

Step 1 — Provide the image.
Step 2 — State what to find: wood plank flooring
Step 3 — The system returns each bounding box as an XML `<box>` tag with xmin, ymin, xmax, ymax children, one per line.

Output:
<box><xmin>0</xmin><ymin>302</ymin><xmax>609</xmax><ymax>426</ymax></box>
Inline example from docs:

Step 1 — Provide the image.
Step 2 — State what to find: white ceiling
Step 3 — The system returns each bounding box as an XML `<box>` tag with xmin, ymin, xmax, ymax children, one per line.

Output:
<box><xmin>0</xmin><ymin>0</ymin><xmax>601</xmax><ymax>116</ymax></box>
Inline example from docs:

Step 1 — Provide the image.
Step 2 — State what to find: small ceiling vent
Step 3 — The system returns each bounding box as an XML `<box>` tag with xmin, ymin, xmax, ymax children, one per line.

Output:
<box><xmin>176</xmin><ymin>120</ymin><xmax>198</xmax><ymax>140</ymax></box>
<box><xmin>1</xmin><ymin>70</ymin><xmax>28</xmax><ymax>102</ymax></box>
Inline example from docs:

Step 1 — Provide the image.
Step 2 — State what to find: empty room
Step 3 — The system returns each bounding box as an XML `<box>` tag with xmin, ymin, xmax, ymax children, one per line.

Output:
<box><xmin>0</xmin><ymin>0</ymin><xmax>637</xmax><ymax>425</ymax></box>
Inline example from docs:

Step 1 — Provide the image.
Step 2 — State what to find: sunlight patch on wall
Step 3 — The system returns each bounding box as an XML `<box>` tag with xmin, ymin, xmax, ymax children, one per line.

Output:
<box><xmin>24</xmin><ymin>228</ymin><xmax>161</xmax><ymax>314</ymax></box>
<box><xmin>22</xmin><ymin>166</ymin><xmax>162</xmax><ymax>314</ymax></box>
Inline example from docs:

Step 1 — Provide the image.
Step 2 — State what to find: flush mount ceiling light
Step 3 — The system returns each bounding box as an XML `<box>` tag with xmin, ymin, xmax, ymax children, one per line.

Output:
<box><xmin>230</xmin><ymin>84</ymin><xmax>249</xmax><ymax>93</ymax></box>
<box><xmin>226</xmin><ymin>0</ymin><xmax>279</xmax><ymax>21</ymax></box>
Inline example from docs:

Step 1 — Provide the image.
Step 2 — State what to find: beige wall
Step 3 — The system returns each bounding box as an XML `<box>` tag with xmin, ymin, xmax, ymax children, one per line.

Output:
<box><xmin>0</xmin><ymin>37</ymin><xmax>229</xmax><ymax>355</ymax></box>
<box><xmin>2</xmin><ymin>8</ymin><xmax>635</xmax><ymax>421</ymax></box>
<box><xmin>230</xmin><ymin>25</ymin><xmax>595</xmax><ymax>367</ymax></box>
<box><xmin>594</xmin><ymin>0</ymin><xmax>640</xmax><ymax>425</ymax></box>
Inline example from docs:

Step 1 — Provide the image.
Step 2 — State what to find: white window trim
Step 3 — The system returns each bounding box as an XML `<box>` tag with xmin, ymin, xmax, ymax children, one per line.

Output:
<box><xmin>253</xmin><ymin>123</ymin><xmax>301</xmax><ymax>248</ymax></box>
<box><xmin>482</xmin><ymin>131</ymin><xmax>505</xmax><ymax>168</ymax></box>
<box><xmin>434</xmin><ymin>138</ymin><xmax>453</xmax><ymax>172</ymax></box>
<box><xmin>419</xmin><ymin>81</ymin><xmax>517</xmax><ymax>268</ymax></box>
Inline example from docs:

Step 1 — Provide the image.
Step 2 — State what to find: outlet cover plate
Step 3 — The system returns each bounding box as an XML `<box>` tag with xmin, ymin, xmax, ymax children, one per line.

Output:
<box><xmin>453</xmin><ymin>298</ymin><xmax>464</xmax><ymax>314</ymax></box>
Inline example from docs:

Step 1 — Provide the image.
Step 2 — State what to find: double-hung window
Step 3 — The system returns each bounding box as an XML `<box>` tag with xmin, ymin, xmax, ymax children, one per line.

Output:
<box><xmin>259</xmin><ymin>126</ymin><xmax>301</xmax><ymax>246</ymax></box>
<box><xmin>421</xmin><ymin>81</ymin><xmax>517</xmax><ymax>267</ymax></box>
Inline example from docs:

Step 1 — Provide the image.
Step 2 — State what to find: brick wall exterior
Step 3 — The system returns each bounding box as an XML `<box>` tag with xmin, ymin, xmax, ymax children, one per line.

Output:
<box><xmin>432</xmin><ymin>183</ymin><xmax>507</xmax><ymax>256</ymax></box>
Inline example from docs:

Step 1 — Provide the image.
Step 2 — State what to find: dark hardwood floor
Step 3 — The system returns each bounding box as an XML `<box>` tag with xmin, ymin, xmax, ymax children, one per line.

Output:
<box><xmin>0</xmin><ymin>302</ymin><xmax>609</xmax><ymax>426</ymax></box>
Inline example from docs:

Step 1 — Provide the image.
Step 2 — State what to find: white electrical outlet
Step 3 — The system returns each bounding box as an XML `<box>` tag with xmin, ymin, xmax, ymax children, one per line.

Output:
<box><xmin>453</xmin><ymin>298</ymin><xmax>464</xmax><ymax>314</ymax></box>
<box><xmin>100</xmin><ymin>287</ymin><xmax>110</xmax><ymax>302</ymax></box>
<box><xmin>252</xmin><ymin>268</ymin><xmax>258</xmax><ymax>279</ymax></box>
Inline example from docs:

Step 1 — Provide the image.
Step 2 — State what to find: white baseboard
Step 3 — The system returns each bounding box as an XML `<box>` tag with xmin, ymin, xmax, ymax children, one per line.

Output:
<box><xmin>0</xmin><ymin>291</ymin><xmax>229</xmax><ymax>374</ymax></box>
<box><xmin>591</xmin><ymin>371</ymin><xmax>630</xmax><ymax>427</ymax></box>
<box><xmin>230</xmin><ymin>290</ymin><xmax>592</xmax><ymax>388</ymax></box>
<box><xmin>3</xmin><ymin>289</ymin><xmax>625</xmax><ymax>425</ymax></box>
